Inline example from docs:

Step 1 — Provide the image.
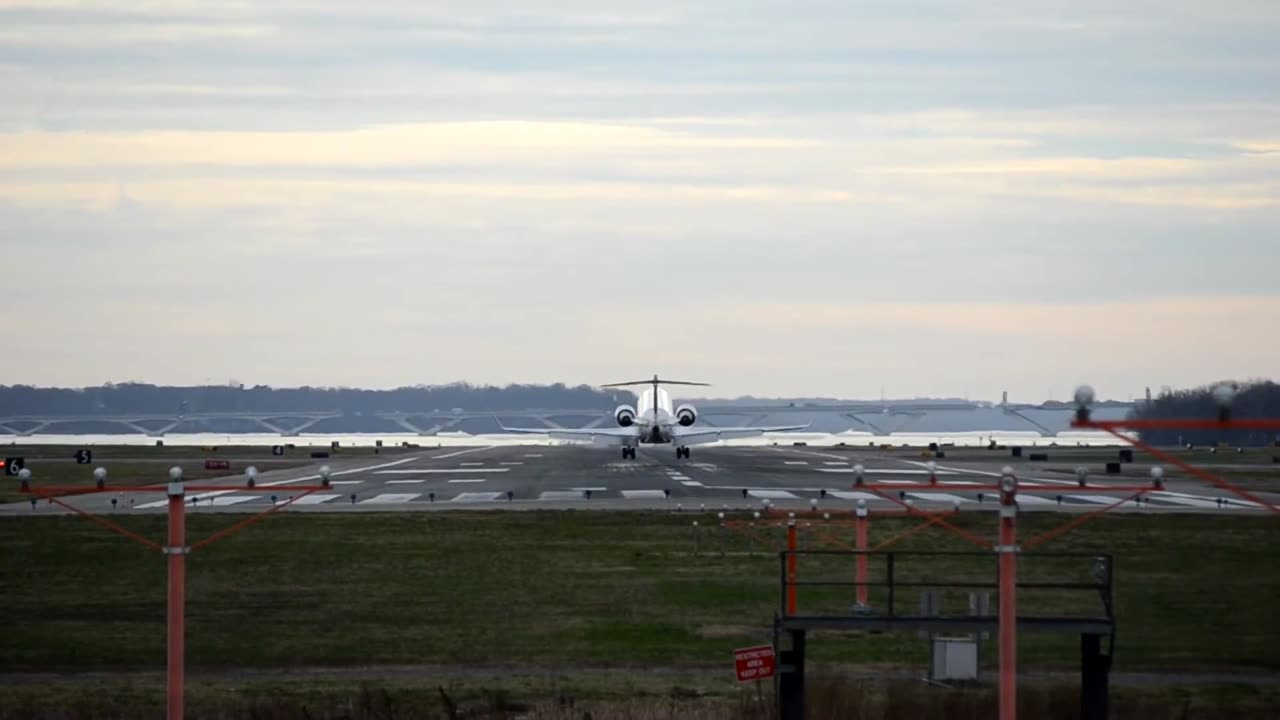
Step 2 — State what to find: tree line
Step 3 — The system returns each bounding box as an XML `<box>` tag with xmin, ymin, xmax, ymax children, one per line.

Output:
<box><xmin>0</xmin><ymin>382</ymin><xmax>635</xmax><ymax>416</ymax></box>
<box><xmin>1131</xmin><ymin>380</ymin><xmax>1280</xmax><ymax>447</ymax></box>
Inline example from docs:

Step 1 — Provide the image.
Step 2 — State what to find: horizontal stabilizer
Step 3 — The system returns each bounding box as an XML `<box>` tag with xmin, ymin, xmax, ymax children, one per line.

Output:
<box><xmin>602</xmin><ymin>377</ymin><xmax>710</xmax><ymax>388</ymax></box>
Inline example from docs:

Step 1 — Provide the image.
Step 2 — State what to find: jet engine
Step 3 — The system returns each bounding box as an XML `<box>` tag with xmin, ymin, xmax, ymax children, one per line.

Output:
<box><xmin>675</xmin><ymin>404</ymin><xmax>697</xmax><ymax>427</ymax></box>
<box><xmin>615</xmin><ymin>404</ymin><xmax>637</xmax><ymax>427</ymax></box>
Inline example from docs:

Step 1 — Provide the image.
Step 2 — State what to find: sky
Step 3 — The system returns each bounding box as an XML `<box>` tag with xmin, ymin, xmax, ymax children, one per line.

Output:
<box><xmin>1</xmin><ymin>0</ymin><xmax>1277</xmax><ymax>403</ymax></box>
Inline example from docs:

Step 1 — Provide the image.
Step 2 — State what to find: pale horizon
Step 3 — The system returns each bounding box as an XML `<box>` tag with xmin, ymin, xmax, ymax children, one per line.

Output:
<box><xmin>3</xmin><ymin>1</ymin><xmax>1277</xmax><ymax>401</ymax></box>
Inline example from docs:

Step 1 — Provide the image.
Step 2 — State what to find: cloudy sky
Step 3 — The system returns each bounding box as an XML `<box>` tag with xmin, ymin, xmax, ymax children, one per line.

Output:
<box><xmin>2</xmin><ymin>0</ymin><xmax>1277</xmax><ymax>401</ymax></box>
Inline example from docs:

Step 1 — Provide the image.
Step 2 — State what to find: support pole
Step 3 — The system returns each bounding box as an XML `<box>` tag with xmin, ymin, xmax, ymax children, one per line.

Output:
<box><xmin>855</xmin><ymin>500</ymin><xmax>869</xmax><ymax>611</ymax></box>
<box><xmin>786</xmin><ymin>516</ymin><xmax>798</xmax><ymax>616</ymax></box>
<box><xmin>166</xmin><ymin>478</ymin><xmax>187</xmax><ymax>720</ymax></box>
<box><xmin>1080</xmin><ymin>633</ymin><xmax>1111</xmax><ymax>720</ymax></box>
<box><xmin>998</xmin><ymin>470</ymin><xmax>1019</xmax><ymax>720</ymax></box>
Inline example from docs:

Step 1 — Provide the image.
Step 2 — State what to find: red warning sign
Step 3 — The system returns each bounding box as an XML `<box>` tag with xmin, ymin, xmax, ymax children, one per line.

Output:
<box><xmin>734</xmin><ymin>645</ymin><xmax>776</xmax><ymax>682</ymax></box>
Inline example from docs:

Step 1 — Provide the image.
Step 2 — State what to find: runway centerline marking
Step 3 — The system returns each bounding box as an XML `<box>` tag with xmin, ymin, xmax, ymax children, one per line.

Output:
<box><xmin>386</xmin><ymin>479</ymin><xmax>425</xmax><ymax>485</ymax></box>
<box><xmin>447</xmin><ymin>478</ymin><xmax>487</xmax><ymax>484</ymax></box>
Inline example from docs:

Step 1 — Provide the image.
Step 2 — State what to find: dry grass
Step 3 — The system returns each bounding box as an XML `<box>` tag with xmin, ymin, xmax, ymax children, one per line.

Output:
<box><xmin>2</xmin><ymin>677</ymin><xmax>1277</xmax><ymax>720</ymax></box>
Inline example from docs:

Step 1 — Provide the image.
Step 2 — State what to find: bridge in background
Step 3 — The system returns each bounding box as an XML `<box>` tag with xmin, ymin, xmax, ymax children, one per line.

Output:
<box><xmin>0</xmin><ymin>402</ymin><xmax>1132</xmax><ymax>438</ymax></box>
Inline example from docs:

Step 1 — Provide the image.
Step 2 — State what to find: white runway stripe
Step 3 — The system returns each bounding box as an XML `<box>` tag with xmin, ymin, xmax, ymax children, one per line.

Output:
<box><xmin>817</xmin><ymin>468</ymin><xmax>956</xmax><ymax>475</ymax></box>
<box><xmin>207</xmin><ymin>495</ymin><xmax>257</xmax><ymax>506</ymax></box>
<box><xmin>823</xmin><ymin>461</ymin><xmax>848</xmax><ymax>466</ymax></box>
<box><xmin>905</xmin><ymin>492</ymin><xmax>972</xmax><ymax>504</ymax></box>
<box><xmin>1146</xmin><ymin>492</ymin><xmax>1231</xmax><ymax>509</ymax></box>
<box><xmin>434</xmin><ymin>447</ymin><xmax>496</xmax><ymax>459</ymax></box>
<box><xmin>329</xmin><ymin>480</ymin><xmax>363</xmax><ymax>485</ymax></box>
<box><xmin>784</xmin><ymin>461</ymin><xmax>809</xmax><ymax>465</ymax></box>
<box><xmin>447</xmin><ymin>478</ymin><xmax>486</xmax><ymax>484</ymax></box>
<box><xmin>681</xmin><ymin>480</ymin><xmax>704</xmax><ymax>487</ymax></box>
<box><xmin>452</xmin><ymin>492</ymin><xmax>503</xmax><ymax>502</ymax></box>
<box><xmin>289</xmin><ymin>494</ymin><xmax>341</xmax><ymax>505</ymax></box>
<box><xmin>460</xmin><ymin>462</ymin><xmax>484</xmax><ymax>466</ymax></box>
<box><xmin>1067</xmin><ymin>494</ymin><xmax>1134</xmax><ymax>506</ymax></box>
<box><xmin>670</xmin><ymin>475</ymin><xmax>691</xmax><ymax>481</ymax></box>
<box><xmin>539</xmin><ymin>490</ymin><xmax>586</xmax><ymax>501</ymax></box>
<box><xmin>359</xmin><ymin>493</ymin><xmax>421</xmax><ymax>504</ymax></box>
<box><xmin>376</xmin><ymin>468</ymin><xmax>509</xmax><ymax>474</ymax></box>
<box><xmin>1156</xmin><ymin>490</ymin><xmax>1262</xmax><ymax>508</ymax></box>
<box><xmin>1015</xmin><ymin>495</ymin><xmax>1057</xmax><ymax>505</ymax></box>
<box><xmin>386</xmin><ymin>479</ymin><xmax>425</xmax><ymax>485</ymax></box>
<box><xmin>500</xmin><ymin>462</ymin><xmax>524</xmax><ymax>466</ymax></box>
<box><xmin>827</xmin><ymin>491</ymin><xmax>882</xmax><ymax>502</ymax></box>
<box><xmin>622</xmin><ymin>490</ymin><xmax>668</xmax><ymax>499</ymax></box>
<box><xmin>748</xmin><ymin>489</ymin><xmax>799</xmax><ymax>499</ymax></box>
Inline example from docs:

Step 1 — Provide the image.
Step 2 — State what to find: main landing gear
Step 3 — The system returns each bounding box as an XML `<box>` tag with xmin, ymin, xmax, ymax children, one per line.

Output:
<box><xmin>622</xmin><ymin>447</ymin><xmax>637</xmax><ymax>460</ymax></box>
<box><xmin>676</xmin><ymin>446</ymin><xmax>690</xmax><ymax>460</ymax></box>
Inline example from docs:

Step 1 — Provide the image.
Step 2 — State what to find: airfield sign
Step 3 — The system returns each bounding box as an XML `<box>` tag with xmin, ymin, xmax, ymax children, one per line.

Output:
<box><xmin>734</xmin><ymin>645</ymin><xmax>776</xmax><ymax>682</ymax></box>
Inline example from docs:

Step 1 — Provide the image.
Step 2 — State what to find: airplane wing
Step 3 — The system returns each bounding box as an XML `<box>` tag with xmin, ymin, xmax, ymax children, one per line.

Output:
<box><xmin>672</xmin><ymin>422</ymin><xmax>812</xmax><ymax>446</ymax></box>
<box><xmin>492</xmin><ymin>419</ymin><xmax>639</xmax><ymax>446</ymax></box>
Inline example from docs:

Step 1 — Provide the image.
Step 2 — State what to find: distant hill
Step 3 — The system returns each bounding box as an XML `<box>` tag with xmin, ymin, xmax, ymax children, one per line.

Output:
<box><xmin>0</xmin><ymin>382</ymin><xmax>634</xmax><ymax>416</ymax></box>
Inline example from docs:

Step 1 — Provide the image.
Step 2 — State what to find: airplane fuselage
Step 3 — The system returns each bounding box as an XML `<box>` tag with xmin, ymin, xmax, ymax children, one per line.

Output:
<box><xmin>633</xmin><ymin>388</ymin><xmax>678</xmax><ymax>445</ymax></box>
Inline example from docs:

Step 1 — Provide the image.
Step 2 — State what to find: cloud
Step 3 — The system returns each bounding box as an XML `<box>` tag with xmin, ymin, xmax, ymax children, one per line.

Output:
<box><xmin>1</xmin><ymin>0</ymin><xmax>1277</xmax><ymax>397</ymax></box>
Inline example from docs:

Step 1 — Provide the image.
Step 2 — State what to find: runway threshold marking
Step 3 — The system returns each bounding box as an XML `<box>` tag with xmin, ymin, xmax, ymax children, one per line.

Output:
<box><xmin>452</xmin><ymin>492</ymin><xmax>503</xmax><ymax>502</ymax></box>
<box><xmin>904</xmin><ymin>492</ymin><xmax>972</xmax><ymax>504</ymax></box>
<box><xmin>207</xmin><ymin>496</ymin><xmax>257</xmax><ymax>507</ymax></box>
<box><xmin>359</xmin><ymin>493</ymin><xmax>421</xmax><ymax>504</ymax></box>
<box><xmin>289</xmin><ymin>494</ymin><xmax>341</xmax><ymax>505</ymax></box>
<box><xmin>539</xmin><ymin>491</ymin><xmax>586</xmax><ymax>501</ymax></box>
<box><xmin>622</xmin><ymin>490</ymin><xmax>668</xmax><ymax>499</ymax></box>
<box><xmin>135</xmin><ymin>455</ymin><xmax>423</xmax><ymax>508</ymax></box>
<box><xmin>681</xmin><ymin>480</ymin><xmax>704</xmax><ymax>487</ymax></box>
<box><xmin>748</xmin><ymin>489</ymin><xmax>800</xmax><ymax>499</ymax></box>
<box><xmin>827</xmin><ymin>491</ymin><xmax>882</xmax><ymax>502</ymax></box>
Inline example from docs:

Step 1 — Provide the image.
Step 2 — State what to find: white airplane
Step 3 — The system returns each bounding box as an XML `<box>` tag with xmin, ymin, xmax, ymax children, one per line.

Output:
<box><xmin>496</xmin><ymin>375</ymin><xmax>810</xmax><ymax>460</ymax></box>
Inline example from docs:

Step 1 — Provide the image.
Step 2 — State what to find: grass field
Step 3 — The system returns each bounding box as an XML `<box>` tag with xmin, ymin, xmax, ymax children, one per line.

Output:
<box><xmin>2</xmin><ymin>510</ymin><xmax>1278</xmax><ymax>718</ymax></box>
<box><xmin>3</xmin><ymin>511</ymin><xmax>1277</xmax><ymax>671</ymax></box>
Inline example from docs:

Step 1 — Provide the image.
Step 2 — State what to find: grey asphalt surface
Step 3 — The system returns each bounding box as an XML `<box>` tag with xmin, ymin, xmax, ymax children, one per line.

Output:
<box><xmin>4</xmin><ymin>443</ymin><xmax>1275</xmax><ymax>516</ymax></box>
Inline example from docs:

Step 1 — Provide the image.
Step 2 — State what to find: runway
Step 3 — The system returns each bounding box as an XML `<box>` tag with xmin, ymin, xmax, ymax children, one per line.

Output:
<box><xmin>5</xmin><ymin>444</ymin><xmax>1276</xmax><ymax>516</ymax></box>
